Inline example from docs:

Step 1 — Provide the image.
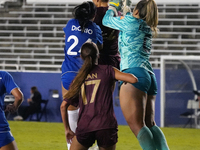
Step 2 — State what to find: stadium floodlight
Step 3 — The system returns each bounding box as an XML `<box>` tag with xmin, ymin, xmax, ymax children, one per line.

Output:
<box><xmin>160</xmin><ymin>55</ymin><xmax>200</xmax><ymax>128</ymax></box>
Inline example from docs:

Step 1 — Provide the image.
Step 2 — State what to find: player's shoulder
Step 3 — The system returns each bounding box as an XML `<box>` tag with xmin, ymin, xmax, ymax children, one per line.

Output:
<box><xmin>96</xmin><ymin>64</ymin><xmax>111</xmax><ymax>69</ymax></box>
<box><xmin>96</xmin><ymin>6</ymin><xmax>108</xmax><ymax>14</ymax></box>
<box><xmin>0</xmin><ymin>71</ymin><xmax>9</xmax><ymax>77</ymax></box>
<box><xmin>65</xmin><ymin>19</ymin><xmax>77</xmax><ymax>29</ymax></box>
<box><xmin>68</xmin><ymin>18</ymin><xmax>76</xmax><ymax>22</ymax></box>
<box><xmin>89</xmin><ymin>22</ymin><xmax>102</xmax><ymax>34</ymax></box>
<box><xmin>90</xmin><ymin>21</ymin><xmax>99</xmax><ymax>29</ymax></box>
<box><xmin>121</xmin><ymin>14</ymin><xmax>139</xmax><ymax>23</ymax></box>
<box><xmin>98</xmin><ymin>65</ymin><xmax>115</xmax><ymax>78</ymax></box>
<box><xmin>0</xmin><ymin>71</ymin><xmax>13</xmax><ymax>83</ymax></box>
<box><xmin>95</xmin><ymin>65</ymin><xmax>114</xmax><ymax>73</ymax></box>
<box><xmin>67</xmin><ymin>18</ymin><xmax>79</xmax><ymax>26</ymax></box>
<box><xmin>119</xmin><ymin>14</ymin><xmax>137</xmax><ymax>25</ymax></box>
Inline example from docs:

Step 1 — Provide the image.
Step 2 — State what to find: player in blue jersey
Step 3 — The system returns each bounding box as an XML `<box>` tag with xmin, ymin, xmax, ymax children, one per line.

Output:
<box><xmin>102</xmin><ymin>0</ymin><xmax>169</xmax><ymax>150</ymax></box>
<box><xmin>61</xmin><ymin>1</ymin><xmax>103</xmax><ymax>149</ymax></box>
<box><xmin>60</xmin><ymin>42</ymin><xmax>138</xmax><ymax>150</ymax></box>
<box><xmin>0</xmin><ymin>71</ymin><xmax>23</xmax><ymax>150</ymax></box>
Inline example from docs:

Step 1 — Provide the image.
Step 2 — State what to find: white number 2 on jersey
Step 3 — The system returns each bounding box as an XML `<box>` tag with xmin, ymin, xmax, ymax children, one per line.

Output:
<box><xmin>67</xmin><ymin>35</ymin><xmax>92</xmax><ymax>55</ymax></box>
<box><xmin>67</xmin><ymin>35</ymin><xmax>78</xmax><ymax>55</ymax></box>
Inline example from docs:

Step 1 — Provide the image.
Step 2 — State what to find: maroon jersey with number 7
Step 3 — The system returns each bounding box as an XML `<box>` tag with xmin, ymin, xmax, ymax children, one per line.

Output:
<box><xmin>65</xmin><ymin>65</ymin><xmax>118</xmax><ymax>135</ymax></box>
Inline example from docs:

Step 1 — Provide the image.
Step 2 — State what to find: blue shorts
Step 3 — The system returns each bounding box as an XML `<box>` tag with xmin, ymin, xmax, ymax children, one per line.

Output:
<box><xmin>0</xmin><ymin>131</ymin><xmax>15</xmax><ymax>147</ymax></box>
<box><xmin>120</xmin><ymin>67</ymin><xmax>157</xmax><ymax>95</ymax></box>
<box><xmin>61</xmin><ymin>72</ymin><xmax>77</xmax><ymax>90</ymax></box>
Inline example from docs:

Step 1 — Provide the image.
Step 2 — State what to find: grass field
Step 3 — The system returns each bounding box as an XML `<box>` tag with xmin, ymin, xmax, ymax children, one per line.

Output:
<box><xmin>8</xmin><ymin>121</ymin><xmax>200</xmax><ymax>150</ymax></box>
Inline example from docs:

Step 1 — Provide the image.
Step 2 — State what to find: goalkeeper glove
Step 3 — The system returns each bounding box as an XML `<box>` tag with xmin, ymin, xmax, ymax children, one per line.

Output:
<box><xmin>122</xmin><ymin>0</ymin><xmax>132</xmax><ymax>15</ymax></box>
<box><xmin>122</xmin><ymin>0</ymin><xmax>132</xmax><ymax>7</ymax></box>
<box><xmin>109</xmin><ymin>0</ymin><xmax>123</xmax><ymax>11</ymax></box>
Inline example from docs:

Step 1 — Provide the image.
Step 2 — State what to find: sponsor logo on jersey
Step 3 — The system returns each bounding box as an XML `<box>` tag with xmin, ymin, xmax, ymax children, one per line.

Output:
<box><xmin>72</xmin><ymin>25</ymin><xmax>93</xmax><ymax>34</ymax></box>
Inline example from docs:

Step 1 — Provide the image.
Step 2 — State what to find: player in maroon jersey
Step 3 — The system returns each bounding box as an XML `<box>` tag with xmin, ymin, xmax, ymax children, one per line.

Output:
<box><xmin>60</xmin><ymin>42</ymin><xmax>138</xmax><ymax>150</ymax></box>
<box><xmin>93</xmin><ymin>0</ymin><xmax>120</xmax><ymax>69</ymax></box>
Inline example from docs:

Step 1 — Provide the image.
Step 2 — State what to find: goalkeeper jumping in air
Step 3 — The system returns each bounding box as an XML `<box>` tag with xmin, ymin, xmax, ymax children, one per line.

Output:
<box><xmin>103</xmin><ymin>0</ymin><xmax>170</xmax><ymax>149</ymax></box>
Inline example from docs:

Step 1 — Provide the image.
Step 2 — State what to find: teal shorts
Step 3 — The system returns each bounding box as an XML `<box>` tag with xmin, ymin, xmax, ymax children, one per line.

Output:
<box><xmin>120</xmin><ymin>67</ymin><xmax>157</xmax><ymax>95</ymax></box>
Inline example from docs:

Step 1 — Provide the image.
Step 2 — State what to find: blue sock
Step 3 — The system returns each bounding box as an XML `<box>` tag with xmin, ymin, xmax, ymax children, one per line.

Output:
<box><xmin>137</xmin><ymin>126</ymin><xmax>156</xmax><ymax>150</ymax></box>
<box><xmin>149</xmin><ymin>125</ymin><xmax>169</xmax><ymax>150</ymax></box>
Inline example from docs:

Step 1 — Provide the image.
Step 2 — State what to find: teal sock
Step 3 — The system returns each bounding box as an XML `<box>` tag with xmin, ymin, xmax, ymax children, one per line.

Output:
<box><xmin>149</xmin><ymin>125</ymin><xmax>169</xmax><ymax>150</ymax></box>
<box><xmin>137</xmin><ymin>126</ymin><xmax>156</xmax><ymax>150</ymax></box>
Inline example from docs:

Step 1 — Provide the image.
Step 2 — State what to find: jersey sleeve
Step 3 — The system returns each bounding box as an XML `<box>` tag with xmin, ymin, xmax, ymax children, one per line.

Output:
<box><xmin>102</xmin><ymin>9</ymin><xmax>128</xmax><ymax>31</ymax></box>
<box><xmin>107</xmin><ymin>65</ymin><xmax>115</xmax><ymax>80</ymax></box>
<box><xmin>2</xmin><ymin>71</ymin><xmax>18</xmax><ymax>94</ymax></box>
<box><xmin>95</xmin><ymin>25</ymin><xmax>103</xmax><ymax>45</ymax></box>
<box><xmin>63</xmin><ymin>19</ymin><xmax>72</xmax><ymax>34</ymax></box>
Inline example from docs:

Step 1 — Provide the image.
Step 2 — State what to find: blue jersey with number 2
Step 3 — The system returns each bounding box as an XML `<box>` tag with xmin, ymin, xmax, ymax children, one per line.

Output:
<box><xmin>61</xmin><ymin>19</ymin><xmax>103</xmax><ymax>75</ymax></box>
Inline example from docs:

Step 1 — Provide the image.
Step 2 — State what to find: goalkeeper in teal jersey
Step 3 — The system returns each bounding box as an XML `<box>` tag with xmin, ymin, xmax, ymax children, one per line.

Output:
<box><xmin>103</xmin><ymin>0</ymin><xmax>170</xmax><ymax>150</ymax></box>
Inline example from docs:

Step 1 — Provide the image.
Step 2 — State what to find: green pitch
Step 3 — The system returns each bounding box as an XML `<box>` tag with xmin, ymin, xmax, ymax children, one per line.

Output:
<box><xmin>8</xmin><ymin>121</ymin><xmax>200</xmax><ymax>150</ymax></box>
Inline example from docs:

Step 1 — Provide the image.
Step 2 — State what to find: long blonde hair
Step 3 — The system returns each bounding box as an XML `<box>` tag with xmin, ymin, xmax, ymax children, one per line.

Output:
<box><xmin>64</xmin><ymin>42</ymin><xmax>99</xmax><ymax>100</ymax></box>
<box><xmin>136</xmin><ymin>0</ymin><xmax>158</xmax><ymax>36</ymax></box>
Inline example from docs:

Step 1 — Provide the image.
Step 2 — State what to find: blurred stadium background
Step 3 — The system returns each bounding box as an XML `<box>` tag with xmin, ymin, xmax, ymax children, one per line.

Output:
<box><xmin>1</xmin><ymin>0</ymin><xmax>200</xmax><ymax>129</ymax></box>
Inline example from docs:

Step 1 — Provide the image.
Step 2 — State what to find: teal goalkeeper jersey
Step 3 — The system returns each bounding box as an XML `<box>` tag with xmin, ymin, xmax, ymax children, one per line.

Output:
<box><xmin>103</xmin><ymin>10</ymin><xmax>154</xmax><ymax>74</ymax></box>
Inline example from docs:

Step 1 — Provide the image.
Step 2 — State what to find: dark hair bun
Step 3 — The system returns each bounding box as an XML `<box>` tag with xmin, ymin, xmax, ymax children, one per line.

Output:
<box><xmin>73</xmin><ymin>1</ymin><xmax>96</xmax><ymax>32</ymax></box>
<box><xmin>73</xmin><ymin>1</ymin><xmax>96</xmax><ymax>21</ymax></box>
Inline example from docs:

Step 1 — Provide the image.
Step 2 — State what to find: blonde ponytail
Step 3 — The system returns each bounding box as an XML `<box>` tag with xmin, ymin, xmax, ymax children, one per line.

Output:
<box><xmin>136</xmin><ymin>0</ymin><xmax>159</xmax><ymax>36</ymax></box>
<box><xmin>146</xmin><ymin>0</ymin><xmax>158</xmax><ymax>36</ymax></box>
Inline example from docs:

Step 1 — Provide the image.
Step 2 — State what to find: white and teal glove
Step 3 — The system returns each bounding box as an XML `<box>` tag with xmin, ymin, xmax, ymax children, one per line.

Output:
<box><xmin>108</xmin><ymin>0</ymin><xmax>123</xmax><ymax>16</ymax></box>
<box><xmin>122</xmin><ymin>0</ymin><xmax>132</xmax><ymax>16</ymax></box>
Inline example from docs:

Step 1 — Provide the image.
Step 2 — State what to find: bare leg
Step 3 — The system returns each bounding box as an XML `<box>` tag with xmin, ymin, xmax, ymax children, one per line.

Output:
<box><xmin>119</xmin><ymin>83</ymin><xmax>156</xmax><ymax>150</ymax></box>
<box><xmin>146</xmin><ymin>95</ymin><xmax>169</xmax><ymax>150</ymax></box>
<box><xmin>1</xmin><ymin>141</ymin><xmax>18</xmax><ymax>150</ymax></box>
<box><xmin>145</xmin><ymin>95</ymin><xmax>156</xmax><ymax>128</ymax></box>
<box><xmin>61</xmin><ymin>84</ymin><xmax>78</xmax><ymax>111</ymax></box>
<box><xmin>70</xmin><ymin>136</ymin><xmax>88</xmax><ymax>150</ymax></box>
<box><xmin>61</xmin><ymin>83</ymin><xmax>78</xmax><ymax>150</ymax></box>
<box><xmin>119</xmin><ymin>83</ymin><xmax>146</xmax><ymax>136</ymax></box>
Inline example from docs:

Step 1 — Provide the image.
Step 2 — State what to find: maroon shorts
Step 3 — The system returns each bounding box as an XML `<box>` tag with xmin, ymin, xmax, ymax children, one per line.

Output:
<box><xmin>76</xmin><ymin>128</ymin><xmax>118</xmax><ymax>148</ymax></box>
